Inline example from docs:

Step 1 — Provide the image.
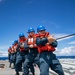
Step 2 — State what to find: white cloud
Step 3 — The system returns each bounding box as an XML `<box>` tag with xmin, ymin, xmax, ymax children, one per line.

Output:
<box><xmin>53</xmin><ymin>33</ymin><xmax>74</xmax><ymax>41</ymax></box>
<box><xmin>68</xmin><ymin>41</ymin><xmax>75</xmax><ymax>44</ymax></box>
<box><xmin>0</xmin><ymin>45</ymin><xmax>75</xmax><ymax>57</ymax></box>
<box><xmin>54</xmin><ymin>46</ymin><xmax>75</xmax><ymax>56</ymax></box>
<box><xmin>0</xmin><ymin>45</ymin><xmax>9</xmax><ymax>57</ymax></box>
<box><xmin>53</xmin><ymin>34</ymin><xmax>66</xmax><ymax>38</ymax></box>
<box><xmin>0</xmin><ymin>51</ymin><xmax>8</xmax><ymax>57</ymax></box>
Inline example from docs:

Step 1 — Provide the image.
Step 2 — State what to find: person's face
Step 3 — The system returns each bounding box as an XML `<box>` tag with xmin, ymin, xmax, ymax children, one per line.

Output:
<box><xmin>28</xmin><ymin>32</ymin><xmax>35</xmax><ymax>36</ymax></box>
<box><xmin>38</xmin><ymin>30</ymin><xmax>45</xmax><ymax>34</ymax></box>
<box><xmin>20</xmin><ymin>36</ymin><xmax>25</xmax><ymax>39</ymax></box>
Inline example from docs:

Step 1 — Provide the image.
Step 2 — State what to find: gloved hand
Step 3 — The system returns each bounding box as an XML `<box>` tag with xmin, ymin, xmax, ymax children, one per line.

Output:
<box><xmin>50</xmin><ymin>40</ymin><xmax>58</xmax><ymax>47</ymax></box>
<box><xmin>24</xmin><ymin>42</ymin><xmax>29</xmax><ymax>50</ymax></box>
<box><xmin>36</xmin><ymin>37</ymin><xmax>48</xmax><ymax>46</ymax></box>
<box><xmin>20</xmin><ymin>43</ymin><xmax>24</xmax><ymax>48</ymax></box>
<box><xmin>29</xmin><ymin>45</ymin><xmax>34</xmax><ymax>48</ymax></box>
<box><xmin>47</xmin><ymin>36</ymin><xmax>55</xmax><ymax>44</ymax></box>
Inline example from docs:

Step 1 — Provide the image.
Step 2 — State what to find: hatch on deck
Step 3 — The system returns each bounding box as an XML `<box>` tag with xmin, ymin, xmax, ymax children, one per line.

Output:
<box><xmin>0</xmin><ymin>64</ymin><xmax>5</xmax><ymax>68</ymax></box>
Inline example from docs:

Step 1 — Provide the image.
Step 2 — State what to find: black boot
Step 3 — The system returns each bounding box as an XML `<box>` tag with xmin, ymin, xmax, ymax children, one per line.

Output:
<box><xmin>29</xmin><ymin>72</ymin><xmax>35</xmax><ymax>75</ymax></box>
<box><xmin>15</xmin><ymin>72</ymin><xmax>19</xmax><ymax>75</ymax></box>
<box><xmin>32</xmin><ymin>73</ymin><xmax>35</xmax><ymax>75</ymax></box>
<box><xmin>9</xmin><ymin>63</ymin><xmax>11</xmax><ymax>68</ymax></box>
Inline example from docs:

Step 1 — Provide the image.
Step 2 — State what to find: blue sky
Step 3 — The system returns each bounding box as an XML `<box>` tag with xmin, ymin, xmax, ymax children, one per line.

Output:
<box><xmin>0</xmin><ymin>0</ymin><xmax>75</xmax><ymax>56</ymax></box>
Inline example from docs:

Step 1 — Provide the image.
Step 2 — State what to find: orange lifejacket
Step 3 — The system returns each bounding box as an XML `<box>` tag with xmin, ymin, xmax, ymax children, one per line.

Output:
<box><xmin>19</xmin><ymin>37</ymin><xmax>26</xmax><ymax>52</ymax></box>
<box><xmin>9</xmin><ymin>46</ymin><xmax>15</xmax><ymax>53</ymax></box>
<box><xmin>27</xmin><ymin>34</ymin><xmax>37</xmax><ymax>48</ymax></box>
<box><xmin>19</xmin><ymin>37</ymin><xmax>26</xmax><ymax>43</ymax></box>
<box><xmin>36</xmin><ymin>32</ymin><xmax>49</xmax><ymax>38</ymax></box>
<box><xmin>37</xmin><ymin>32</ymin><xmax>55</xmax><ymax>53</ymax></box>
<box><xmin>14</xmin><ymin>43</ymin><xmax>18</xmax><ymax>48</ymax></box>
<box><xmin>13</xmin><ymin>43</ymin><xmax>18</xmax><ymax>52</ymax></box>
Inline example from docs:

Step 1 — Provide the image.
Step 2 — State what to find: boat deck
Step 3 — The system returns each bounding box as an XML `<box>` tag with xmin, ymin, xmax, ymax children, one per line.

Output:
<box><xmin>0</xmin><ymin>59</ymin><xmax>75</xmax><ymax>75</ymax></box>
